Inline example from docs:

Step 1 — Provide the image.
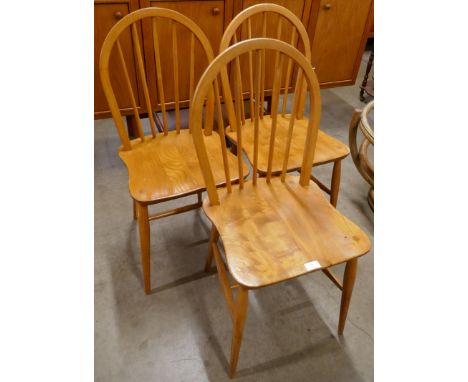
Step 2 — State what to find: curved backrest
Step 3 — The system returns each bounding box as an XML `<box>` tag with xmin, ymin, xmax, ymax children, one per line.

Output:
<box><xmin>219</xmin><ymin>3</ymin><xmax>311</xmax><ymax>127</ymax></box>
<box><xmin>100</xmin><ymin>7</ymin><xmax>215</xmax><ymax>151</ymax></box>
<box><xmin>190</xmin><ymin>38</ymin><xmax>321</xmax><ymax>206</ymax></box>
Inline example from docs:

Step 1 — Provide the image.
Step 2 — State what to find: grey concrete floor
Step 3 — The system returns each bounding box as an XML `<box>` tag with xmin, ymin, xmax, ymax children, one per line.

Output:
<box><xmin>95</xmin><ymin>51</ymin><xmax>374</xmax><ymax>382</ymax></box>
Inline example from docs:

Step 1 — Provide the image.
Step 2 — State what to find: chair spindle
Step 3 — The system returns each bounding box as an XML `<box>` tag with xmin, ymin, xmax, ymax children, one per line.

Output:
<box><xmin>213</xmin><ymin>78</ymin><xmax>232</xmax><ymax>193</ymax></box>
<box><xmin>131</xmin><ymin>23</ymin><xmax>157</xmax><ymax>137</ymax></box>
<box><xmin>151</xmin><ymin>18</ymin><xmax>169</xmax><ymax>134</ymax></box>
<box><xmin>234</xmin><ymin>65</ymin><xmax>244</xmax><ymax>189</ymax></box>
<box><xmin>172</xmin><ymin>22</ymin><xmax>181</xmax><ymax>133</ymax></box>
<box><xmin>247</xmin><ymin>18</ymin><xmax>254</xmax><ymax>121</ymax></box>
<box><xmin>281</xmin><ymin>28</ymin><xmax>298</xmax><ymax>116</ymax></box>
<box><xmin>266</xmin><ymin>53</ymin><xmax>285</xmax><ymax>182</ymax></box>
<box><xmin>281</xmin><ymin>67</ymin><xmax>303</xmax><ymax>181</ymax></box>
<box><xmin>260</xmin><ymin>12</ymin><xmax>267</xmax><ymax>118</ymax></box>
<box><xmin>252</xmin><ymin>49</ymin><xmax>262</xmax><ymax>186</ymax></box>
<box><xmin>189</xmin><ymin>33</ymin><xmax>195</xmax><ymax>104</ymax></box>
<box><xmin>233</xmin><ymin>34</ymin><xmax>245</xmax><ymax>125</ymax></box>
<box><xmin>116</xmin><ymin>39</ymin><xmax>145</xmax><ymax>141</ymax></box>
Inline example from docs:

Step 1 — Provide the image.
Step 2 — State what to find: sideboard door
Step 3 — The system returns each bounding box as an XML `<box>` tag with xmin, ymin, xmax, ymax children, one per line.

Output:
<box><xmin>94</xmin><ymin>3</ymin><xmax>141</xmax><ymax>117</ymax></box>
<box><xmin>309</xmin><ymin>0</ymin><xmax>373</xmax><ymax>87</ymax></box>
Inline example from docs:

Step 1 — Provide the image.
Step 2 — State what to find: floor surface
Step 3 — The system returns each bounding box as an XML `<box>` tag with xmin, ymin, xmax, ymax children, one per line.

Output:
<box><xmin>95</xmin><ymin>51</ymin><xmax>374</xmax><ymax>382</ymax></box>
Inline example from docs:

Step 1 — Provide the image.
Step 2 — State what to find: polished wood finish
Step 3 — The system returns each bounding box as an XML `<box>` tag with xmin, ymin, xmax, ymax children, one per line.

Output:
<box><xmin>225</xmin><ymin>115</ymin><xmax>349</xmax><ymax>169</ymax></box>
<box><xmin>219</xmin><ymin>3</ymin><xmax>349</xmax><ymax>206</ymax></box>
<box><xmin>309</xmin><ymin>0</ymin><xmax>374</xmax><ymax>87</ymax></box>
<box><xmin>143</xmin><ymin>0</ymin><xmax>226</xmax><ymax>110</ymax></box>
<box><xmin>94</xmin><ymin>1</ymin><xmax>141</xmax><ymax>117</ymax></box>
<box><xmin>189</xmin><ymin>39</ymin><xmax>371</xmax><ymax>376</ymax></box>
<box><xmin>99</xmin><ymin>8</ymin><xmax>248</xmax><ymax>293</ymax></box>
<box><xmin>221</xmin><ymin>2</ymin><xmax>310</xmax><ymax>109</ymax></box>
<box><xmin>203</xmin><ymin>177</ymin><xmax>370</xmax><ymax>288</ymax></box>
<box><xmin>95</xmin><ymin>0</ymin><xmax>373</xmax><ymax>117</ymax></box>
<box><xmin>119</xmin><ymin>130</ymin><xmax>247</xmax><ymax>203</ymax></box>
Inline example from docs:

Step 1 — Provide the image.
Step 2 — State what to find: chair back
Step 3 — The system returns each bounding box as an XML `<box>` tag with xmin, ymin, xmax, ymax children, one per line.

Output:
<box><xmin>100</xmin><ymin>7</ymin><xmax>215</xmax><ymax>151</ymax></box>
<box><xmin>190</xmin><ymin>38</ymin><xmax>321</xmax><ymax>205</ymax></box>
<box><xmin>220</xmin><ymin>3</ymin><xmax>311</xmax><ymax>125</ymax></box>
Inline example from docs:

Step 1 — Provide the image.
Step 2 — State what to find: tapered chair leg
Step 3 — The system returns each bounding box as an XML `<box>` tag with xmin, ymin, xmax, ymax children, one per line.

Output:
<box><xmin>330</xmin><ymin>159</ymin><xmax>342</xmax><ymax>207</ymax></box>
<box><xmin>338</xmin><ymin>258</ymin><xmax>358</xmax><ymax>335</ymax></box>
<box><xmin>133</xmin><ymin>199</ymin><xmax>138</xmax><ymax>220</ymax></box>
<box><xmin>205</xmin><ymin>225</ymin><xmax>219</xmax><ymax>272</ymax></box>
<box><xmin>136</xmin><ymin>202</ymin><xmax>151</xmax><ymax>294</ymax></box>
<box><xmin>229</xmin><ymin>286</ymin><xmax>249</xmax><ymax>378</ymax></box>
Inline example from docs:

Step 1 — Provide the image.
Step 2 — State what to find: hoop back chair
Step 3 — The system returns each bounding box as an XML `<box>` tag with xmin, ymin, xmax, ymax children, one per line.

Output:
<box><xmin>99</xmin><ymin>7</ymin><xmax>247</xmax><ymax>294</ymax></box>
<box><xmin>219</xmin><ymin>3</ymin><xmax>350</xmax><ymax>207</ymax></box>
<box><xmin>190</xmin><ymin>38</ymin><xmax>371</xmax><ymax>377</ymax></box>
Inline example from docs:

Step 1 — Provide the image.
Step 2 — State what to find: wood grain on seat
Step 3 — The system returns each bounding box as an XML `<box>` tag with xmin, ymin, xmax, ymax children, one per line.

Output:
<box><xmin>226</xmin><ymin>114</ymin><xmax>350</xmax><ymax>174</ymax></box>
<box><xmin>119</xmin><ymin>129</ymin><xmax>248</xmax><ymax>203</ymax></box>
<box><xmin>203</xmin><ymin>175</ymin><xmax>370</xmax><ymax>288</ymax></box>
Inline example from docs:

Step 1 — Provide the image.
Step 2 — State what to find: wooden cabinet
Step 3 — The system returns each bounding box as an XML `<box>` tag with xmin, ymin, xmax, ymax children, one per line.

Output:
<box><xmin>309</xmin><ymin>0</ymin><xmax>373</xmax><ymax>87</ymax></box>
<box><xmin>94</xmin><ymin>0</ymin><xmax>141</xmax><ymax>118</ymax></box>
<box><xmin>94</xmin><ymin>0</ymin><xmax>373</xmax><ymax>118</ymax></box>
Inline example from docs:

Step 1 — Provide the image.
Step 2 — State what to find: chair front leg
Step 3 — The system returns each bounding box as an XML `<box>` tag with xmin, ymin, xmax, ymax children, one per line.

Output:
<box><xmin>133</xmin><ymin>199</ymin><xmax>138</xmax><ymax>220</ymax></box>
<box><xmin>338</xmin><ymin>258</ymin><xmax>358</xmax><ymax>335</ymax></box>
<box><xmin>136</xmin><ymin>202</ymin><xmax>151</xmax><ymax>295</ymax></box>
<box><xmin>204</xmin><ymin>225</ymin><xmax>219</xmax><ymax>272</ymax></box>
<box><xmin>330</xmin><ymin>159</ymin><xmax>342</xmax><ymax>207</ymax></box>
<box><xmin>229</xmin><ymin>286</ymin><xmax>249</xmax><ymax>378</ymax></box>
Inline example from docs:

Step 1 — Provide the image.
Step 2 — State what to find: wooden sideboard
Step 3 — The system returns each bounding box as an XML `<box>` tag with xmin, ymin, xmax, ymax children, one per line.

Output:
<box><xmin>94</xmin><ymin>0</ymin><xmax>374</xmax><ymax>119</ymax></box>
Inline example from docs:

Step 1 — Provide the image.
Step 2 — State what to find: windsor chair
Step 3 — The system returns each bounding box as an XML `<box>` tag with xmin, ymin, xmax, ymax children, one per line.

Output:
<box><xmin>99</xmin><ymin>8</ymin><xmax>247</xmax><ymax>294</ymax></box>
<box><xmin>219</xmin><ymin>3</ymin><xmax>350</xmax><ymax>208</ymax></box>
<box><xmin>190</xmin><ymin>38</ymin><xmax>371</xmax><ymax>377</ymax></box>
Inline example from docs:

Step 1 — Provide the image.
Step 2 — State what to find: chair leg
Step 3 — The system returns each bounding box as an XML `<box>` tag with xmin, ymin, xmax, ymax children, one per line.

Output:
<box><xmin>136</xmin><ymin>202</ymin><xmax>151</xmax><ymax>295</ymax></box>
<box><xmin>229</xmin><ymin>286</ymin><xmax>249</xmax><ymax>378</ymax></box>
<box><xmin>338</xmin><ymin>258</ymin><xmax>358</xmax><ymax>335</ymax></box>
<box><xmin>133</xmin><ymin>199</ymin><xmax>138</xmax><ymax>220</ymax></box>
<box><xmin>204</xmin><ymin>225</ymin><xmax>219</xmax><ymax>272</ymax></box>
<box><xmin>330</xmin><ymin>160</ymin><xmax>342</xmax><ymax>207</ymax></box>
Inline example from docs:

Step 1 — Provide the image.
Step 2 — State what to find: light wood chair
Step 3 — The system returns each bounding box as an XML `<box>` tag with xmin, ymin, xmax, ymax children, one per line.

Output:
<box><xmin>219</xmin><ymin>3</ymin><xmax>349</xmax><ymax>208</ymax></box>
<box><xmin>189</xmin><ymin>38</ymin><xmax>371</xmax><ymax>377</ymax></box>
<box><xmin>99</xmin><ymin>7</ymin><xmax>248</xmax><ymax>294</ymax></box>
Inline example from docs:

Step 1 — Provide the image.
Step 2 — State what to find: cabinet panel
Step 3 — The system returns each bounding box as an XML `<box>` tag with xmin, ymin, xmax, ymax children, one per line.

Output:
<box><xmin>310</xmin><ymin>0</ymin><xmax>373</xmax><ymax>85</ymax></box>
<box><xmin>94</xmin><ymin>3</ymin><xmax>140</xmax><ymax>115</ymax></box>
<box><xmin>145</xmin><ymin>1</ymin><xmax>225</xmax><ymax>106</ymax></box>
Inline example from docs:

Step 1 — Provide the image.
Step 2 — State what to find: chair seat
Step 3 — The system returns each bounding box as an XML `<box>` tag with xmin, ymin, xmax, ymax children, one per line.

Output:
<box><xmin>119</xmin><ymin>130</ymin><xmax>248</xmax><ymax>203</ymax></box>
<box><xmin>203</xmin><ymin>175</ymin><xmax>371</xmax><ymax>288</ymax></box>
<box><xmin>226</xmin><ymin>114</ymin><xmax>350</xmax><ymax>174</ymax></box>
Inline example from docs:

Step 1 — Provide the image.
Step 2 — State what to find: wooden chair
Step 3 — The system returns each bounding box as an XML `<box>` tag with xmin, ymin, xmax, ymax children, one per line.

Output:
<box><xmin>189</xmin><ymin>38</ymin><xmax>371</xmax><ymax>377</ymax></box>
<box><xmin>99</xmin><ymin>8</ymin><xmax>247</xmax><ymax>294</ymax></box>
<box><xmin>219</xmin><ymin>3</ymin><xmax>349</xmax><ymax>207</ymax></box>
